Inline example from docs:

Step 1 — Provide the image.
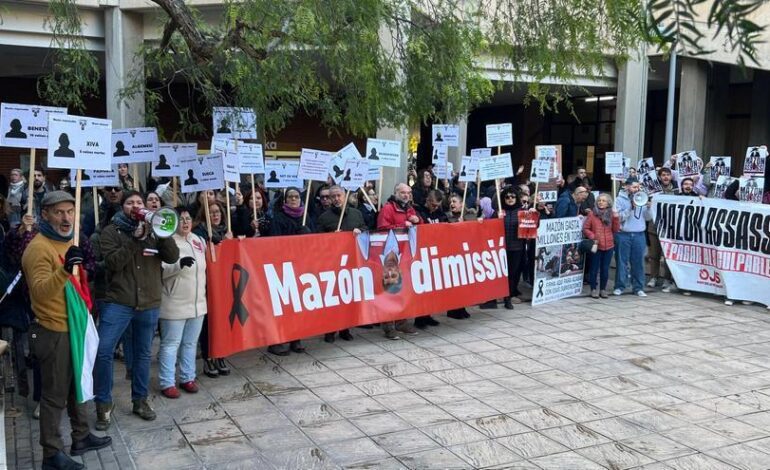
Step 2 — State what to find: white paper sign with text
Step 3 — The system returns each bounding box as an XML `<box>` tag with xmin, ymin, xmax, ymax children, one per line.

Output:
<box><xmin>212</xmin><ymin>107</ymin><xmax>257</xmax><ymax>139</ymax></box>
<box><xmin>478</xmin><ymin>153</ymin><xmax>514</xmax><ymax>181</ymax></box>
<box><xmin>178</xmin><ymin>153</ymin><xmax>224</xmax><ymax>193</ymax></box>
<box><xmin>299</xmin><ymin>148</ymin><xmax>335</xmax><ymax>181</ymax></box>
<box><xmin>431</xmin><ymin>125</ymin><xmax>460</xmax><ymax>148</ymax></box>
<box><xmin>458</xmin><ymin>156</ymin><xmax>479</xmax><ymax>182</ymax></box>
<box><xmin>154</xmin><ymin>143</ymin><xmax>197</xmax><ymax>178</ymax></box>
<box><xmin>111</xmin><ymin>128</ymin><xmax>159</xmax><ymax>164</ymax></box>
<box><xmin>605</xmin><ymin>152</ymin><xmax>624</xmax><ymax>174</ymax></box>
<box><xmin>530</xmin><ymin>159</ymin><xmax>552</xmax><ymax>183</ymax></box>
<box><xmin>340</xmin><ymin>159</ymin><xmax>370</xmax><ymax>191</ymax></box>
<box><xmin>265</xmin><ymin>160</ymin><xmax>302</xmax><ymax>188</ymax></box>
<box><xmin>485</xmin><ymin>123</ymin><xmax>512</xmax><ymax>148</ymax></box>
<box><xmin>365</xmin><ymin>138</ymin><xmax>401</xmax><ymax>168</ymax></box>
<box><xmin>0</xmin><ymin>103</ymin><xmax>67</xmax><ymax>149</ymax></box>
<box><xmin>78</xmin><ymin>165</ymin><xmax>120</xmax><ymax>188</ymax></box>
<box><xmin>47</xmin><ymin>115</ymin><xmax>112</xmax><ymax>170</ymax></box>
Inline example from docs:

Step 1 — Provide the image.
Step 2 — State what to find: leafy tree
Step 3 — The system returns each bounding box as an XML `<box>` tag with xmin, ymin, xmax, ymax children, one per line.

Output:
<box><xmin>40</xmin><ymin>0</ymin><xmax>766</xmax><ymax>139</ymax></box>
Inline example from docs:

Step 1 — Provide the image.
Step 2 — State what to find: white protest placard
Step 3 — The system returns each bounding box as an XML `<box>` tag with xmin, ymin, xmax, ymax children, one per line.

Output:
<box><xmin>530</xmin><ymin>159</ymin><xmax>552</xmax><ymax>183</ymax></box>
<box><xmin>0</xmin><ymin>103</ymin><xmax>67</xmax><ymax>148</ymax></box>
<box><xmin>299</xmin><ymin>148</ymin><xmax>334</xmax><ymax>181</ymax></box>
<box><xmin>471</xmin><ymin>148</ymin><xmax>491</xmax><ymax>159</ymax></box>
<box><xmin>458</xmin><ymin>156</ymin><xmax>479</xmax><ymax>182</ymax></box>
<box><xmin>79</xmin><ymin>165</ymin><xmax>120</xmax><ymax>188</ymax></box>
<box><xmin>111</xmin><ymin>128</ymin><xmax>158</xmax><ymax>164</ymax></box>
<box><xmin>478</xmin><ymin>153</ymin><xmax>514</xmax><ymax>181</ymax></box>
<box><xmin>743</xmin><ymin>146</ymin><xmax>767</xmax><ymax>176</ymax></box>
<box><xmin>605</xmin><ymin>152</ymin><xmax>624</xmax><ymax>174</ymax></box>
<box><xmin>47</xmin><ymin>115</ymin><xmax>112</xmax><ymax>170</ymax></box>
<box><xmin>739</xmin><ymin>175</ymin><xmax>764</xmax><ymax>203</ymax></box>
<box><xmin>535</xmin><ymin>145</ymin><xmax>559</xmax><ymax>177</ymax></box>
<box><xmin>178</xmin><ymin>153</ymin><xmax>224</xmax><ymax>193</ymax></box>
<box><xmin>532</xmin><ymin>217</ymin><xmax>585</xmax><ymax>306</ymax></box>
<box><xmin>154</xmin><ymin>143</ymin><xmax>197</xmax><ymax>178</ymax></box>
<box><xmin>431</xmin><ymin>124</ymin><xmax>460</xmax><ymax>147</ymax></box>
<box><xmin>212</xmin><ymin>107</ymin><xmax>257</xmax><ymax>139</ymax></box>
<box><xmin>265</xmin><ymin>160</ymin><xmax>302</xmax><ymax>188</ymax></box>
<box><xmin>340</xmin><ymin>159</ymin><xmax>370</xmax><ymax>191</ymax></box>
<box><xmin>365</xmin><ymin>138</ymin><xmax>401</xmax><ymax>168</ymax></box>
<box><xmin>431</xmin><ymin>144</ymin><xmax>448</xmax><ymax>166</ymax></box>
<box><xmin>637</xmin><ymin>157</ymin><xmax>655</xmax><ymax>174</ymax></box>
<box><xmin>485</xmin><ymin>123</ymin><xmax>513</xmax><ymax>148</ymax></box>
<box><xmin>714</xmin><ymin>175</ymin><xmax>733</xmax><ymax>199</ymax></box>
<box><xmin>367</xmin><ymin>166</ymin><xmax>381</xmax><ymax>181</ymax></box>
<box><xmin>238</xmin><ymin>143</ymin><xmax>265</xmax><ymax>174</ymax></box>
<box><xmin>709</xmin><ymin>156</ymin><xmax>731</xmax><ymax>180</ymax></box>
<box><xmin>434</xmin><ymin>158</ymin><xmax>450</xmax><ymax>179</ymax></box>
<box><xmin>329</xmin><ymin>143</ymin><xmax>362</xmax><ymax>183</ymax></box>
<box><xmin>612</xmin><ymin>157</ymin><xmax>632</xmax><ymax>181</ymax></box>
<box><xmin>212</xmin><ymin>138</ymin><xmax>240</xmax><ymax>183</ymax></box>
<box><xmin>674</xmin><ymin>150</ymin><xmax>703</xmax><ymax>177</ymax></box>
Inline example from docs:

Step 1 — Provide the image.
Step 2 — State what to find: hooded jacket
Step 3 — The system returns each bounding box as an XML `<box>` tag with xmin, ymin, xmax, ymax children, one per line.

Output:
<box><xmin>160</xmin><ymin>232</ymin><xmax>207</xmax><ymax>320</ymax></box>
<box><xmin>616</xmin><ymin>190</ymin><xmax>651</xmax><ymax>233</ymax></box>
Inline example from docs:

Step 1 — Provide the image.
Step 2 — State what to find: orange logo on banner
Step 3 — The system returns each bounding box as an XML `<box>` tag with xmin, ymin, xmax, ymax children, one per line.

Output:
<box><xmin>206</xmin><ymin>221</ymin><xmax>509</xmax><ymax>357</ymax></box>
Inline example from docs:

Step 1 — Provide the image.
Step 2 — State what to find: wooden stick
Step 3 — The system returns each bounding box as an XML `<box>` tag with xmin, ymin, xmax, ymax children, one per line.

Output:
<box><xmin>475</xmin><ymin>172</ymin><xmax>481</xmax><ymax>209</ymax></box>
<box><xmin>26</xmin><ymin>149</ymin><xmax>36</xmax><ymax>219</ymax></box>
<box><xmin>93</xmin><ymin>187</ymin><xmax>99</xmax><ymax>228</ymax></box>
<box><xmin>612</xmin><ymin>179</ymin><xmax>618</xmax><ymax>197</ymax></box>
<box><xmin>434</xmin><ymin>172</ymin><xmax>439</xmax><ymax>189</ymax></box>
<box><xmin>460</xmin><ymin>182</ymin><xmax>468</xmax><ymax>220</ymax></box>
<box><xmin>336</xmin><ymin>189</ymin><xmax>350</xmax><ymax>231</ymax></box>
<box><xmin>131</xmin><ymin>163</ymin><xmax>139</xmax><ymax>192</ymax></box>
<box><xmin>359</xmin><ymin>187</ymin><xmax>376</xmax><ymax>210</ymax></box>
<box><xmin>224</xmin><ymin>182</ymin><xmax>232</xmax><ymax>233</ymax></box>
<box><xmin>377</xmin><ymin>168</ymin><xmax>383</xmax><ymax>210</ymax></box>
<box><xmin>172</xmin><ymin>177</ymin><xmax>178</xmax><ymax>207</ymax></box>
<box><xmin>250</xmin><ymin>174</ymin><xmax>258</xmax><ymax>222</ymax></box>
<box><xmin>203</xmin><ymin>198</ymin><xmax>217</xmax><ymax>262</ymax></box>
<box><xmin>302</xmin><ymin>180</ymin><xmax>312</xmax><ymax>226</ymax></box>
<box><xmin>73</xmin><ymin>170</ymin><xmax>82</xmax><ymax>276</ymax></box>
<box><xmin>495</xmin><ymin>179</ymin><xmax>502</xmax><ymax>216</ymax></box>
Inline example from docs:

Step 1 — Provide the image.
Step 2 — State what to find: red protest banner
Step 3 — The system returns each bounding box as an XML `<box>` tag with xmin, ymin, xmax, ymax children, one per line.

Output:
<box><xmin>517</xmin><ymin>210</ymin><xmax>540</xmax><ymax>239</ymax></box>
<box><xmin>206</xmin><ymin>221</ymin><xmax>509</xmax><ymax>357</ymax></box>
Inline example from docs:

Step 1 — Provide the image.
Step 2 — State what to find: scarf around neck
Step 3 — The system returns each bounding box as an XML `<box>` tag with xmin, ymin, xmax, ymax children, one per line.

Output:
<box><xmin>111</xmin><ymin>211</ymin><xmax>139</xmax><ymax>233</ymax></box>
<box><xmin>39</xmin><ymin>220</ymin><xmax>73</xmax><ymax>242</ymax></box>
<box><xmin>282</xmin><ymin>204</ymin><xmax>304</xmax><ymax>218</ymax></box>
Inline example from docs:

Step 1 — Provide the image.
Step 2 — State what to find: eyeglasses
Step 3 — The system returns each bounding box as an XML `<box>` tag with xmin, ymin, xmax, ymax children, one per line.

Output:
<box><xmin>505</xmin><ymin>195</ymin><xmax>516</xmax><ymax>199</ymax></box>
<box><xmin>105</xmin><ymin>187</ymin><xmax>121</xmax><ymax>193</ymax></box>
<box><xmin>286</xmin><ymin>194</ymin><xmax>301</xmax><ymax>200</ymax></box>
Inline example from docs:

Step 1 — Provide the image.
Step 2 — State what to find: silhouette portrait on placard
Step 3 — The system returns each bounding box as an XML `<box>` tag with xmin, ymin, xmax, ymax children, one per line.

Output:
<box><xmin>435</xmin><ymin>132</ymin><xmax>443</xmax><ymax>142</ymax></box>
<box><xmin>217</xmin><ymin>117</ymin><xmax>231</xmax><ymax>134</ymax></box>
<box><xmin>368</xmin><ymin>148</ymin><xmax>379</xmax><ymax>160</ymax></box>
<box><xmin>5</xmin><ymin>118</ymin><xmax>27</xmax><ymax>139</ymax></box>
<box><xmin>432</xmin><ymin>149</ymin><xmax>439</xmax><ymax>162</ymax></box>
<box><xmin>184</xmin><ymin>169</ymin><xmax>199</xmax><ymax>186</ymax></box>
<box><xmin>81</xmin><ymin>171</ymin><xmax>91</xmax><ymax>181</ymax></box>
<box><xmin>461</xmin><ymin>166</ymin><xmax>467</xmax><ymax>177</ymax></box>
<box><xmin>343</xmin><ymin>169</ymin><xmax>352</xmax><ymax>181</ymax></box>
<box><xmin>332</xmin><ymin>165</ymin><xmax>344</xmax><ymax>179</ymax></box>
<box><xmin>113</xmin><ymin>141</ymin><xmax>130</xmax><ymax>157</ymax></box>
<box><xmin>267</xmin><ymin>170</ymin><xmax>280</xmax><ymax>183</ymax></box>
<box><xmin>155</xmin><ymin>154</ymin><xmax>171</xmax><ymax>170</ymax></box>
<box><xmin>531</xmin><ymin>167</ymin><xmax>537</xmax><ymax>179</ymax></box>
<box><xmin>53</xmin><ymin>133</ymin><xmax>75</xmax><ymax>158</ymax></box>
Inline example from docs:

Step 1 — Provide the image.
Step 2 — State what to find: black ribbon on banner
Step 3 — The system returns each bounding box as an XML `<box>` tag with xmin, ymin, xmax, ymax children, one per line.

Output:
<box><xmin>536</xmin><ymin>279</ymin><xmax>545</xmax><ymax>298</ymax></box>
<box><xmin>229</xmin><ymin>264</ymin><xmax>250</xmax><ymax>327</ymax></box>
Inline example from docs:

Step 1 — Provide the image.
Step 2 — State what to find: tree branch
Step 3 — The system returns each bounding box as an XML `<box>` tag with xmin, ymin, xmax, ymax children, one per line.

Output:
<box><xmin>151</xmin><ymin>0</ymin><xmax>214</xmax><ymax>63</ymax></box>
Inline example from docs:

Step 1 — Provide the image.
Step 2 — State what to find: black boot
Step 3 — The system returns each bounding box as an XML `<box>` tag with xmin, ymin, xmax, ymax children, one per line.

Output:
<box><xmin>71</xmin><ymin>433</ymin><xmax>112</xmax><ymax>456</ymax></box>
<box><xmin>324</xmin><ymin>333</ymin><xmax>336</xmax><ymax>343</ymax></box>
<box><xmin>504</xmin><ymin>298</ymin><xmax>514</xmax><ymax>310</ymax></box>
<box><xmin>447</xmin><ymin>309</ymin><xmax>465</xmax><ymax>319</ymax></box>
<box><xmin>425</xmin><ymin>316</ymin><xmax>440</xmax><ymax>326</ymax></box>
<box><xmin>414</xmin><ymin>316</ymin><xmax>428</xmax><ymax>329</ymax></box>
<box><xmin>289</xmin><ymin>340</ymin><xmax>306</xmax><ymax>353</ymax></box>
<box><xmin>42</xmin><ymin>451</ymin><xmax>84</xmax><ymax>470</ymax></box>
<box><xmin>267</xmin><ymin>344</ymin><xmax>290</xmax><ymax>356</ymax></box>
<box><xmin>479</xmin><ymin>300</ymin><xmax>497</xmax><ymax>309</ymax></box>
<box><xmin>339</xmin><ymin>329</ymin><xmax>354</xmax><ymax>341</ymax></box>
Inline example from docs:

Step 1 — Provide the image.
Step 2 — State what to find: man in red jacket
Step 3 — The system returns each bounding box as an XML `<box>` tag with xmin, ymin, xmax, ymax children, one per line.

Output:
<box><xmin>377</xmin><ymin>183</ymin><xmax>421</xmax><ymax>339</ymax></box>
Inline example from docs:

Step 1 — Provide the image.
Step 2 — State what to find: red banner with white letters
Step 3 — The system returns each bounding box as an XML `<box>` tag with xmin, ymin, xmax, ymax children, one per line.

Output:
<box><xmin>206</xmin><ymin>221</ymin><xmax>509</xmax><ymax>357</ymax></box>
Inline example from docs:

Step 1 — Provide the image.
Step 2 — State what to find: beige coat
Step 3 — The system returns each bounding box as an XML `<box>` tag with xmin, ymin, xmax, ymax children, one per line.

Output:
<box><xmin>160</xmin><ymin>232</ymin><xmax>208</xmax><ymax>320</ymax></box>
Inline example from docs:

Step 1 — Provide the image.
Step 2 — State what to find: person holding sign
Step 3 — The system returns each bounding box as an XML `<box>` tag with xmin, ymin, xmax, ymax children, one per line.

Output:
<box><xmin>267</xmin><ymin>187</ymin><xmax>313</xmax><ymax>355</ymax></box>
<box><xmin>94</xmin><ymin>191</ymin><xmax>180</xmax><ymax>429</ymax></box>
<box><xmin>499</xmin><ymin>188</ymin><xmax>528</xmax><ymax>309</ymax></box>
<box><xmin>233</xmin><ymin>188</ymin><xmax>271</xmax><ymax>237</ymax></box>
<box><xmin>21</xmin><ymin>191</ymin><xmax>111</xmax><ymax>469</ymax></box>
<box><xmin>582</xmin><ymin>193</ymin><xmax>620</xmax><ymax>299</ymax></box>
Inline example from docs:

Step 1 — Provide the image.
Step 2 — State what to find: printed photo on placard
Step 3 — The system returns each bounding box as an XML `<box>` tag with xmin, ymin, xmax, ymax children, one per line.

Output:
<box><xmin>478</xmin><ymin>153</ymin><xmax>513</xmax><ymax>181</ymax></box>
<box><xmin>178</xmin><ymin>153</ymin><xmax>224</xmax><ymax>193</ymax></box>
<box><xmin>637</xmin><ymin>157</ymin><xmax>655</xmax><ymax>174</ymax></box>
<box><xmin>79</xmin><ymin>165</ymin><xmax>120</xmax><ymax>188</ymax></box>
<box><xmin>674</xmin><ymin>150</ymin><xmax>702</xmax><ymax>177</ymax></box>
<box><xmin>212</xmin><ymin>107</ymin><xmax>257</xmax><ymax>139</ymax></box>
<box><xmin>111</xmin><ymin>128</ymin><xmax>159</xmax><ymax>164</ymax></box>
<box><xmin>458</xmin><ymin>156</ymin><xmax>479</xmax><ymax>183</ymax></box>
<box><xmin>739</xmin><ymin>175</ymin><xmax>764</xmax><ymax>203</ymax></box>
<box><xmin>709</xmin><ymin>156</ymin><xmax>731</xmax><ymax>180</ymax></box>
<box><xmin>743</xmin><ymin>146</ymin><xmax>767</xmax><ymax>175</ymax></box>
<box><xmin>212</xmin><ymin>138</ymin><xmax>240</xmax><ymax>182</ymax></box>
<box><xmin>299</xmin><ymin>148</ymin><xmax>335</xmax><ymax>181</ymax></box>
<box><xmin>0</xmin><ymin>103</ymin><xmax>67</xmax><ymax>149</ymax></box>
<box><xmin>329</xmin><ymin>143</ymin><xmax>362</xmax><ymax>183</ymax></box>
<box><xmin>485</xmin><ymin>123</ymin><xmax>513</xmax><ymax>148</ymax></box>
<box><xmin>264</xmin><ymin>160</ymin><xmax>302</xmax><ymax>189</ymax></box>
<box><xmin>640</xmin><ymin>169</ymin><xmax>662</xmax><ymax>195</ymax></box>
<box><xmin>154</xmin><ymin>143</ymin><xmax>197</xmax><ymax>178</ymax></box>
<box><xmin>604</xmin><ymin>152</ymin><xmax>624</xmax><ymax>175</ymax></box>
<box><xmin>237</xmin><ymin>143</ymin><xmax>265</xmax><ymax>175</ymax></box>
<box><xmin>47</xmin><ymin>114</ymin><xmax>112</xmax><ymax>171</ymax></box>
<box><xmin>530</xmin><ymin>159</ymin><xmax>551</xmax><ymax>183</ymax></box>
<box><xmin>340</xmin><ymin>159</ymin><xmax>370</xmax><ymax>191</ymax></box>
<box><xmin>558</xmin><ymin>243</ymin><xmax>585</xmax><ymax>277</ymax></box>
<box><xmin>431</xmin><ymin>144</ymin><xmax>448</xmax><ymax>166</ymax></box>
<box><xmin>365</xmin><ymin>138</ymin><xmax>401</xmax><ymax>168</ymax></box>
<box><xmin>613</xmin><ymin>157</ymin><xmax>632</xmax><ymax>181</ymax></box>
<box><xmin>714</xmin><ymin>175</ymin><xmax>733</xmax><ymax>199</ymax></box>
<box><xmin>431</xmin><ymin>125</ymin><xmax>460</xmax><ymax>148</ymax></box>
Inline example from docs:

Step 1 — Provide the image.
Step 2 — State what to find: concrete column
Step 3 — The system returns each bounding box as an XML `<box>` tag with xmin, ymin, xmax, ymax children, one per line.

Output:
<box><xmin>749</xmin><ymin>70</ymin><xmax>770</xmax><ymax>145</ymax></box>
<box><xmin>614</xmin><ymin>53</ymin><xmax>648</xmax><ymax>165</ymax></box>
<box><xmin>675</xmin><ymin>58</ymin><xmax>708</xmax><ymax>153</ymax></box>
<box><xmin>703</xmin><ymin>64</ymin><xmax>730</xmax><ymax>157</ymax></box>
<box><xmin>376</xmin><ymin>125</ymin><xmax>410</xmax><ymax>198</ymax></box>
<box><xmin>448</xmin><ymin>116</ymin><xmax>468</xmax><ymax>170</ymax></box>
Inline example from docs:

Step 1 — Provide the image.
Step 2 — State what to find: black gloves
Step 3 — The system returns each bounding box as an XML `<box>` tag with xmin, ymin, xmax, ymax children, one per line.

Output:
<box><xmin>179</xmin><ymin>256</ymin><xmax>195</xmax><ymax>269</ymax></box>
<box><xmin>64</xmin><ymin>246</ymin><xmax>84</xmax><ymax>273</ymax></box>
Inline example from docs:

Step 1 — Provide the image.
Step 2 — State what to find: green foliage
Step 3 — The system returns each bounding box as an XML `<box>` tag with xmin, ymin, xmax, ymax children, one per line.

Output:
<box><xmin>37</xmin><ymin>0</ymin><xmax>100</xmax><ymax>113</ymax></box>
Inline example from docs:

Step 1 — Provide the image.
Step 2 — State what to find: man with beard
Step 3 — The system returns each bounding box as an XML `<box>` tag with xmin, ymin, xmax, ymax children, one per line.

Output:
<box><xmin>21</xmin><ymin>168</ymin><xmax>52</xmax><ymax>219</ymax></box>
<box><xmin>613</xmin><ymin>180</ymin><xmax>652</xmax><ymax>297</ymax></box>
<box><xmin>99</xmin><ymin>187</ymin><xmax>123</xmax><ymax>230</ymax></box>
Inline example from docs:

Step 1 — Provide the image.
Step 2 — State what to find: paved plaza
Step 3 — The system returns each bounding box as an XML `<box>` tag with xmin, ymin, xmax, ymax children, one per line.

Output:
<box><xmin>5</xmin><ymin>290</ymin><xmax>770</xmax><ymax>469</ymax></box>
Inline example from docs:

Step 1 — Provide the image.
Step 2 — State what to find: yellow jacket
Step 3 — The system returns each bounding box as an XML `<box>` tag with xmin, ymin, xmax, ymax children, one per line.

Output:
<box><xmin>21</xmin><ymin>234</ymin><xmax>72</xmax><ymax>332</ymax></box>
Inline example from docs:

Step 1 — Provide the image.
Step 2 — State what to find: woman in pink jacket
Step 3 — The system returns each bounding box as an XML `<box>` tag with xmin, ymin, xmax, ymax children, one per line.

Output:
<box><xmin>583</xmin><ymin>193</ymin><xmax>621</xmax><ymax>299</ymax></box>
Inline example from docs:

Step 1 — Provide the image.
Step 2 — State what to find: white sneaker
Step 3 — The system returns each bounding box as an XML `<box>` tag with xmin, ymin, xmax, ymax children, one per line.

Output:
<box><xmin>33</xmin><ymin>403</ymin><xmax>40</xmax><ymax>420</ymax></box>
<box><xmin>646</xmin><ymin>277</ymin><xmax>657</xmax><ymax>288</ymax></box>
<box><xmin>742</xmin><ymin>301</ymin><xmax>753</xmax><ymax>305</ymax></box>
<box><xmin>613</xmin><ymin>289</ymin><xmax>623</xmax><ymax>296</ymax></box>
<box><xmin>724</xmin><ymin>299</ymin><xmax>734</xmax><ymax>306</ymax></box>
<box><xmin>636</xmin><ymin>290</ymin><xmax>648</xmax><ymax>297</ymax></box>
<box><xmin>682</xmin><ymin>291</ymin><xmax>691</xmax><ymax>296</ymax></box>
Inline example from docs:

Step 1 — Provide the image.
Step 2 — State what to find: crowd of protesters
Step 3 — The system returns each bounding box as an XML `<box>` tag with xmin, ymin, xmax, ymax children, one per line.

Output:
<box><xmin>0</xmin><ymin>152</ymin><xmax>769</xmax><ymax>468</ymax></box>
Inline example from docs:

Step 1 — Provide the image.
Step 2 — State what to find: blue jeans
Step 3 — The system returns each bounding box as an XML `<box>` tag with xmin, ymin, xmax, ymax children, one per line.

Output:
<box><xmin>158</xmin><ymin>316</ymin><xmax>205</xmax><ymax>389</ymax></box>
<box><xmin>94</xmin><ymin>303</ymin><xmax>159</xmax><ymax>403</ymax></box>
<box><xmin>589</xmin><ymin>249</ymin><xmax>613</xmax><ymax>290</ymax></box>
<box><xmin>614</xmin><ymin>231</ymin><xmax>647</xmax><ymax>292</ymax></box>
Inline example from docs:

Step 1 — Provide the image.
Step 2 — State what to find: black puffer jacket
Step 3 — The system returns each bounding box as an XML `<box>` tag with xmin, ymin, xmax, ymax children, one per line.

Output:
<box><xmin>502</xmin><ymin>204</ymin><xmax>524</xmax><ymax>251</ymax></box>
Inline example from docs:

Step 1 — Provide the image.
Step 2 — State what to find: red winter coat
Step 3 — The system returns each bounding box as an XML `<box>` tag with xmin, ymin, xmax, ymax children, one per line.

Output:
<box><xmin>582</xmin><ymin>211</ymin><xmax>620</xmax><ymax>251</ymax></box>
<box><xmin>377</xmin><ymin>200</ymin><xmax>421</xmax><ymax>230</ymax></box>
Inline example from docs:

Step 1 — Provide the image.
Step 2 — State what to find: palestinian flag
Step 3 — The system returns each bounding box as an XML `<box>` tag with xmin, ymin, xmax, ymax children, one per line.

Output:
<box><xmin>65</xmin><ymin>268</ymin><xmax>99</xmax><ymax>403</ymax></box>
